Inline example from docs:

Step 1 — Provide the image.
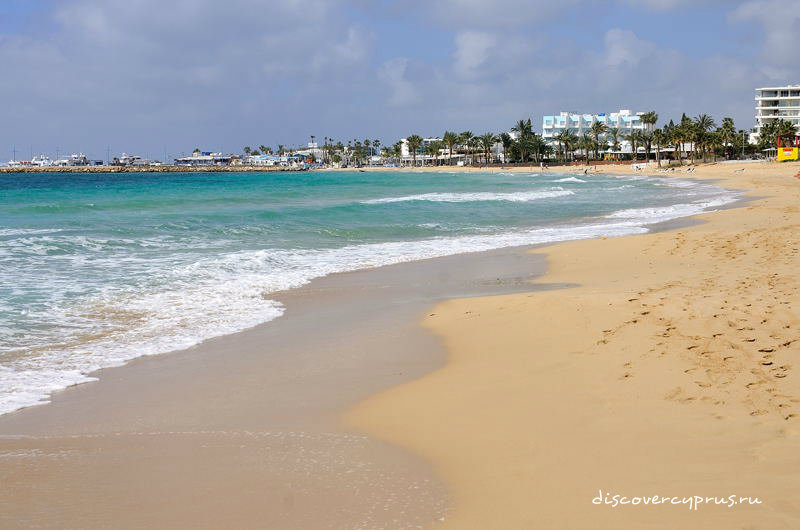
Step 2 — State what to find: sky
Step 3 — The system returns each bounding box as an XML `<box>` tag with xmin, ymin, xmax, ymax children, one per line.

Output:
<box><xmin>0</xmin><ymin>0</ymin><xmax>798</xmax><ymax>161</ymax></box>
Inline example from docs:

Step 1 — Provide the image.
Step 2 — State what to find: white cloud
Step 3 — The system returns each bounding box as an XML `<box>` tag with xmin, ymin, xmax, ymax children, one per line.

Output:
<box><xmin>0</xmin><ymin>0</ymin><xmax>375</xmax><ymax>156</ymax></box>
<box><xmin>603</xmin><ymin>29</ymin><xmax>657</xmax><ymax>67</ymax></box>
<box><xmin>619</xmin><ymin>0</ymin><xmax>729</xmax><ymax>9</ymax></box>
<box><xmin>378</xmin><ymin>58</ymin><xmax>419</xmax><ymax>106</ymax></box>
<box><xmin>401</xmin><ymin>0</ymin><xmax>585</xmax><ymax>28</ymax></box>
<box><xmin>453</xmin><ymin>31</ymin><xmax>497</xmax><ymax>77</ymax></box>
<box><xmin>730</xmin><ymin>0</ymin><xmax>800</xmax><ymax>79</ymax></box>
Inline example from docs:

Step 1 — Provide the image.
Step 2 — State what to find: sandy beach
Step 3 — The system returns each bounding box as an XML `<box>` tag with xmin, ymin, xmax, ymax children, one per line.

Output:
<box><xmin>2</xmin><ymin>160</ymin><xmax>799</xmax><ymax>529</ymax></box>
<box><xmin>349</xmin><ymin>160</ymin><xmax>800</xmax><ymax>528</ymax></box>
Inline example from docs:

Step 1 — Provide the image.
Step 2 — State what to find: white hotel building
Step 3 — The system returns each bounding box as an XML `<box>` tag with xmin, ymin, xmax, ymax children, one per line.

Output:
<box><xmin>542</xmin><ymin>109</ymin><xmax>646</xmax><ymax>153</ymax></box>
<box><xmin>754</xmin><ymin>84</ymin><xmax>800</xmax><ymax>136</ymax></box>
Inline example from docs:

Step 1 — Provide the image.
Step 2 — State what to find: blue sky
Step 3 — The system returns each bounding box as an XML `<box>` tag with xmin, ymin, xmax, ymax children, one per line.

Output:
<box><xmin>0</xmin><ymin>0</ymin><xmax>797</xmax><ymax>161</ymax></box>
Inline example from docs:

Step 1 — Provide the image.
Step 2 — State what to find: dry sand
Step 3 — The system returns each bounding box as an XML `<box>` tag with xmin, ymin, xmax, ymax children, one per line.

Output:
<box><xmin>348</xmin><ymin>160</ymin><xmax>800</xmax><ymax>529</ymax></box>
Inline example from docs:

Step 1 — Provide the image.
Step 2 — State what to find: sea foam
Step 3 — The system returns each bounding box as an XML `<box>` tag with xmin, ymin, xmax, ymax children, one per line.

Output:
<box><xmin>361</xmin><ymin>189</ymin><xmax>573</xmax><ymax>204</ymax></box>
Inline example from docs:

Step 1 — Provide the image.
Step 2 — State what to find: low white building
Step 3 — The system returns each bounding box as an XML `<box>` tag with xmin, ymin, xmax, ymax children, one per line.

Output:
<box><xmin>118</xmin><ymin>153</ymin><xmax>158</xmax><ymax>166</ymax></box>
<box><xmin>54</xmin><ymin>153</ymin><xmax>91</xmax><ymax>166</ymax></box>
<box><xmin>400</xmin><ymin>137</ymin><xmax>444</xmax><ymax>164</ymax></box>
<box><xmin>175</xmin><ymin>152</ymin><xmax>236</xmax><ymax>166</ymax></box>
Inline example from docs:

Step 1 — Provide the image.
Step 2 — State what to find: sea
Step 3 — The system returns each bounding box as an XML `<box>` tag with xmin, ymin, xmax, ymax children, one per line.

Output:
<box><xmin>0</xmin><ymin>169</ymin><xmax>740</xmax><ymax>415</ymax></box>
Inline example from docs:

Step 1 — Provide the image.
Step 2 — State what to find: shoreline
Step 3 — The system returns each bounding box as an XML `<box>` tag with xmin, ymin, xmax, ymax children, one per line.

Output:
<box><xmin>0</xmin><ymin>162</ymin><xmax>776</xmax><ymax>528</ymax></box>
<box><xmin>0</xmin><ymin>244</ymin><xmax>555</xmax><ymax>529</ymax></box>
<box><xmin>348</xmin><ymin>160</ymin><xmax>800</xmax><ymax>529</ymax></box>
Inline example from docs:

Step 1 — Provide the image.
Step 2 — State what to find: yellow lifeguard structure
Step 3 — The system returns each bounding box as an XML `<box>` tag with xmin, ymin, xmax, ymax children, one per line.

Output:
<box><xmin>777</xmin><ymin>135</ymin><xmax>799</xmax><ymax>162</ymax></box>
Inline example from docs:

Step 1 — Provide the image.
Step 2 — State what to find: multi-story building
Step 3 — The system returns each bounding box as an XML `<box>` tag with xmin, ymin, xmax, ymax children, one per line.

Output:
<box><xmin>754</xmin><ymin>84</ymin><xmax>800</xmax><ymax>136</ymax></box>
<box><xmin>542</xmin><ymin>109</ymin><xmax>646</xmax><ymax>153</ymax></box>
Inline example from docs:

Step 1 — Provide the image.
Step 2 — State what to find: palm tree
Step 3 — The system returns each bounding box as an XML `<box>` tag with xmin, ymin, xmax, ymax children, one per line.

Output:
<box><xmin>443</xmin><ymin>131</ymin><xmax>459</xmax><ymax>165</ymax></box>
<box><xmin>392</xmin><ymin>141</ymin><xmax>403</xmax><ymax>165</ymax></box>
<box><xmin>652</xmin><ymin>128</ymin><xmax>666</xmax><ymax>167</ymax></box>
<box><xmin>512</xmin><ymin>119</ymin><xmax>533</xmax><ymax>137</ymax></box>
<box><xmin>425</xmin><ymin>140</ymin><xmax>442</xmax><ymax>166</ymax></box>
<box><xmin>479</xmin><ymin>133</ymin><xmax>498</xmax><ymax>165</ymax></box>
<box><xmin>607</xmin><ymin>127</ymin><xmax>621</xmax><ymax>154</ymax></box>
<box><xmin>553</xmin><ymin>130</ymin><xmax>570</xmax><ymax>162</ymax></box>
<box><xmin>405</xmin><ymin>135</ymin><xmax>424</xmax><ymax>167</ymax></box>
<box><xmin>499</xmin><ymin>132</ymin><xmax>513</xmax><ymax>163</ymax></box>
<box><xmin>694</xmin><ymin>114</ymin><xmax>717</xmax><ymax>162</ymax></box>
<box><xmin>589</xmin><ymin>121</ymin><xmax>608</xmax><ymax>161</ymax></box>
<box><xmin>641</xmin><ymin>130</ymin><xmax>654</xmax><ymax>161</ymax></box>
<box><xmin>718</xmin><ymin>117</ymin><xmax>736</xmax><ymax>159</ymax></box>
<box><xmin>564</xmin><ymin>131</ymin><xmax>578</xmax><ymax>162</ymax></box>
<box><xmin>516</xmin><ymin>135</ymin><xmax>533</xmax><ymax>163</ymax></box>
<box><xmin>624</xmin><ymin>132</ymin><xmax>638</xmax><ymax>161</ymax></box>
<box><xmin>243</xmin><ymin>146</ymin><xmax>251</xmax><ymax>156</ymax></box>
<box><xmin>775</xmin><ymin>119</ymin><xmax>799</xmax><ymax>146</ymax></box>
<box><xmin>469</xmin><ymin>137</ymin><xmax>481</xmax><ymax>164</ymax></box>
<box><xmin>459</xmin><ymin>131</ymin><xmax>474</xmax><ymax>164</ymax></box>
<box><xmin>640</xmin><ymin>111</ymin><xmax>659</xmax><ymax>132</ymax></box>
<box><xmin>578</xmin><ymin>133</ymin><xmax>594</xmax><ymax>164</ymax></box>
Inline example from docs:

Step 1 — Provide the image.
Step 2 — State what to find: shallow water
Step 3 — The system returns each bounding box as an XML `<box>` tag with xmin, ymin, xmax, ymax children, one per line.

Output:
<box><xmin>0</xmin><ymin>169</ymin><xmax>739</xmax><ymax>414</ymax></box>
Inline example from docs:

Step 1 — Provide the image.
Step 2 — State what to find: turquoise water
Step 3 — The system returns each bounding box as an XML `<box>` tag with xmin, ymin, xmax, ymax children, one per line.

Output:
<box><xmin>0</xmin><ymin>170</ymin><xmax>738</xmax><ymax>414</ymax></box>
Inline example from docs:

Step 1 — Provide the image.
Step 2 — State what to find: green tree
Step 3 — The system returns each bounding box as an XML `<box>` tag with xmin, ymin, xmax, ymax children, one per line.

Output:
<box><xmin>640</xmin><ymin>111</ymin><xmax>659</xmax><ymax>131</ymax></box>
<box><xmin>641</xmin><ymin>130</ymin><xmax>654</xmax><ymax>161</ymax></box>
<box><xmin>392</xmin><ymin>141</ymin><xmax>403</xmax><ymax>165</ymax></box>
<box><xmin>589</xmin><ymin>121</ymin><xmax>608</xmax><ymax>161</ymax></box>
<box><xmin>499</xmin><ymin>132</ymin><xmax>514</xmax><ymax>163</ymax></box>
<box><xmin>479</xmin><ymin>133</ymin><xmax>498</xmax><ymax>165</ymax></box>
<box><xmin>512</xmin><ymin>119</ymin><xmax>533</xmax><ymax>137</ymax></box>
<box><xmin>578</xmin><ymin>133</ymin><xmax>594</xmax><ymax>163</ymax></box>
<box><xmin>717</xmin><ymin>117</ymin><xmax>736</xmax><ymax>159</ymax></box>
<box><xmin>694</xmin><ymin>114</ymin><xmax>717</xmax><ymax>162</ymax></box>
<box><xmin>624</xmin><ymin>131</ymin><xmax>639</xmax><ymax>161</ymax></box>
<box><xmin>406</xmin><ymin>135</ymin><xmax>424</xmax><ymax>167</ymax></box>
<box><xmin>459</xmin><ymin>131</ymin><xmax>474</xmax><ymax>164</ymax></box>
<box><xmin>425</xmin><ymin>140</ymin><xmax>443</xmax><ymax>166</ymax></box>
<box><xmin>607</xmin><ymin>127</ymin><xmax>621</xmax><ymax>153</ymax></box>
<box><xmin>652</xmin><ymin>128</ymin><xmax>666</xmax><ymax>167</ymax></box>
<box><xmin>776</xmin><ymin>119</ymin><xmax>799</xmax><ymax>145</ymax></box>
<box><xmin>443</xmin><ymin>131</ymin><xmax>459</xmax><ymax>165</ymax></box>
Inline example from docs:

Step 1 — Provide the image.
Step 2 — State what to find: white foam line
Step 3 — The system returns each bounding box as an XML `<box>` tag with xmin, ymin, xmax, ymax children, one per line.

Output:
<box><xmin>361</xmin><ymin>189</ymin><xmax>573</xmax><ymax>204</ymax></box>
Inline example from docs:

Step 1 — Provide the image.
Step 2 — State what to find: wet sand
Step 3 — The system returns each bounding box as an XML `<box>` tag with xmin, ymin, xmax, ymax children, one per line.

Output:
<box><xmin>0</xmin><ymin>245</ymin><xmax>552</xmax><ymax>529</ymax></box>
